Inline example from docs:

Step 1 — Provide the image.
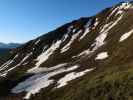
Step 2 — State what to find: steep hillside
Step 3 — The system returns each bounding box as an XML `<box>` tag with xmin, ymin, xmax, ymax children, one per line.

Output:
<box><xmin>0</xmin><ymin>1</ymin><xmax>133</xmax><ymax>100</ymax></box>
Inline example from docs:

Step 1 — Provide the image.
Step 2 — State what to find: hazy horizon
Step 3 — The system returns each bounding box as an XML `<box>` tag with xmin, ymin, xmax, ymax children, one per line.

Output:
<box><xmin>0</xmin><ymin>0</ymin><xmax>127</xmax><ymax>43</ymax></box>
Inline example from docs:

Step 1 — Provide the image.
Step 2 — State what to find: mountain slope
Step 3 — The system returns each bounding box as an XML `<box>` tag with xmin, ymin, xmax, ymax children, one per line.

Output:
<box><xmin>0</xmin><ymin>1</ymin><xmax>133</xmax><ymax>100</ymax></box>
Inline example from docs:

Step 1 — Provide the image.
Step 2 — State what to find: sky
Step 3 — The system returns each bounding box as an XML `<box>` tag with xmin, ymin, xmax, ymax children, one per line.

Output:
<box><xmin>0</xmin><ymin>0</ymin><xmax>129</xmax><ymax>43</ymax></box>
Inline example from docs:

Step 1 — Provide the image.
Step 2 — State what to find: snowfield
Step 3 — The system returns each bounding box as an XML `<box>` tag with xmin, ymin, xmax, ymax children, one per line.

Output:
<box><xmin>12</xmin><ymin>65</ymin><xmax>80</xmax><ymax>99</ymax></box>
<box><xmin>11</xmin><ymin>64</ymin><xmax>95</xmax><ymax>99</ymax></box>
<box><xmin>79</xmin><ymin>19</ymin><xmax>92</xmax><ymax>40</ymax></box>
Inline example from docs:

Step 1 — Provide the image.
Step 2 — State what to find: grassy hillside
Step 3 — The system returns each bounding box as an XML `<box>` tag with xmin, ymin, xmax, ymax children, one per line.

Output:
<box><xmin>30</xmin><ymin>65</ymin><xmax>133</xmax><ymax>100</ymax></box>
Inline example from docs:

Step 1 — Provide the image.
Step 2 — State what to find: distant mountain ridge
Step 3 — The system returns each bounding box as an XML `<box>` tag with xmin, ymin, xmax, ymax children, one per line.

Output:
<box><xmin>0</xmin><ymin>42</ymin><xmax>21</xmax><ymax>48</ymax></box>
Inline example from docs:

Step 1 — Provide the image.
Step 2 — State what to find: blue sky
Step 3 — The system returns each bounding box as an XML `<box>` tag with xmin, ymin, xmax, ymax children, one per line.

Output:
<box><xmin>0</xmin><ymin>0</ymin><xmax>127</xmax><ymax>43</ymax></box>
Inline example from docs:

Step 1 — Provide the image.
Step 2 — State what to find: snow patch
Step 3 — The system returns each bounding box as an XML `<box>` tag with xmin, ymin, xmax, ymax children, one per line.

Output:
<box><xmin>79</xmin><ymin>19</ymin><xmax>92</xmax><ymax>40</ymax></box>
<box><xmin>93</xmin><ymin>18</ymin><xmax>99</xmax><ymax>28</ymax></box>
<box><xmin>72</xmin><ymin>29</ymin><xmax>77</xmax><ymax>33</ymax></box>
<box><xmin>72</xmin><ymin>49</ymin><xmax>91</xmax><ymax>58</ymax></box>
<box><xmin>119</xmin><ymin>29</ymin><xmax>133</xmax><ymax>42</ymax></box>
<box><xmin>79</xmin><ymin>28</ymin><xmax>90</xmax><ymax>40</ymax></box>
<box><xmin>36</xmin><ymin>40</ymin><xmax>62</xmax><ymax>67</ymax></box>
<box><xmin>92</xmin><ymin>14</ymin><xmax>123</xmax><ymax>51</ymax></box>
<box><xmin>20</xmin><ymin>52</ymin><xmax>32</xmax><ymax>64</ymax></box>
<box><xmin>95</xmin><ymin>52</ymin><xmax>108</xmax><ymax>60</ymax></box>
<box><xmin>35</xmin><ymin>39</ymin><xmax>40</xmax><ymax>45</ymax></box>
<box><xmin>109</xmin><ymin>8</ymin><xmax>118</xmax><ymax>18</ymax></box>
<box><xmin>28</xmin><ymin>63</ymin><xmax>68</xmax><ymax>74</ymax></box>
<box><xmin>67</xmin><ymin>25</ymin><xmax>73</xmax><ymax>33</ymax></box>
<box><xmin>56</xmin><ymin>68</ymin><xmax>95</xmax><ymax>88</ymax></box>
<box><xmin>62</xmin><ymin>34</ymin><xmax>69</xmax><ymax>42</ymax></box>
<box><xmin>61</xmin><ymin>30</ymin><xmax>81</xmax><ymax>53</ymax></box>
